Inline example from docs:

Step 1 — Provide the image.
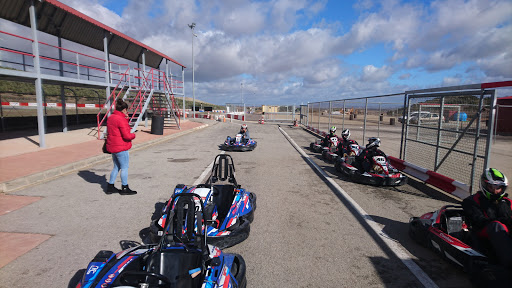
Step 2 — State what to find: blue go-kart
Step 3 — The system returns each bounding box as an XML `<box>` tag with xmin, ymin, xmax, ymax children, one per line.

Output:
<box><xmin>221</xmin><ymin>134</ymin><xmax>257</xmax><ymax>152</ymax></box>
<box><xmin>149</xmin><ymin>154</ymin><xmax>256</xmax><ymax>249</ymax></box>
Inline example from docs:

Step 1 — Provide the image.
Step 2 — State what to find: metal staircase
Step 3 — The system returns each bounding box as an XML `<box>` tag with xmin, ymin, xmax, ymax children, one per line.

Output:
<box><xmin>97</xmin><ymin>68</ymin><xmax>181</xmax><ymax>139</ymax></box>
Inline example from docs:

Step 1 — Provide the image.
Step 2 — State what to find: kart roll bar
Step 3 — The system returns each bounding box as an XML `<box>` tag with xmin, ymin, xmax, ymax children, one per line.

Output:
<box><xmin>163</xmin><ymin>193</ymin><xmax>208</xmax><ymax>250</ymax></box>
<box><xmin>206</xmin><ymin>154</ymin><xmax>238</xmax><ymax>187</ymax></box>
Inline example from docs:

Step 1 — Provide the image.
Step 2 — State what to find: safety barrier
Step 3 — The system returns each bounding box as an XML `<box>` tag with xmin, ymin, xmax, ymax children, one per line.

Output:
<box><xmin>226</xmin><ymin>114</ymin><xmax>245</xmax><ymax>121</ymax></box>
<box><xmin>387</xmin><ymin>156</ymin><xmax>470</xmax><ymax>200</ymax></box>
<box><xmin>304</xmin><ymin>125</ymin><xmax>470</xmax><ymax>200</ymax></box>
<box><xmin>1</xmin><ymin>102</ymin><xmax>102</xmax><ymax>108</ymax></box>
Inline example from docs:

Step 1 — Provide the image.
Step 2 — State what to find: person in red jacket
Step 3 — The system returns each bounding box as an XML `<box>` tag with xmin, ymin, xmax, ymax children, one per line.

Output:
<box><xmin>106</xmin><ymin>98</ymin><xmax>137</xmax><ymax>195</ymax></box>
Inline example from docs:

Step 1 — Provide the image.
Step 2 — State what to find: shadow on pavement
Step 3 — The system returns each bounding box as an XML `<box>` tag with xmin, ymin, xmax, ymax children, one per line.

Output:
<box><xmin>77</xmin><ymin>170</ymin><xmax>107</xmax><ymax>189</ymax></box>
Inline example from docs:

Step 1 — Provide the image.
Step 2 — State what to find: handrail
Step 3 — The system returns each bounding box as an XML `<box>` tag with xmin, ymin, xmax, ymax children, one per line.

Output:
<box><xmin>0</xmin><ymin>30</ymin><xmax>128</xmax><ymax>67</ymax></box>
<box><xmin>96</xmin><ymin>67</ymin><xmax>130</xmax><ymax>139</ymax></box>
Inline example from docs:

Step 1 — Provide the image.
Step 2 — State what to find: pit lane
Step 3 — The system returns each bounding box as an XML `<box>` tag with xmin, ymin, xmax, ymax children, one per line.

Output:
<box><xmin>0</xmin><ymin>120</ymin><xmax>472</xmax><ymax>287</ymax></box>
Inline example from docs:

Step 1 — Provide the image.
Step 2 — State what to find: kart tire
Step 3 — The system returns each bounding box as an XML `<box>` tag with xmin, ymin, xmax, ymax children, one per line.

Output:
<box><xmin>207</xmin><ymin>217</ymin><xmax>250</xmax><ymax>249</ymax></box>
<box><xmin>249</xmin><ymin>192</ymin><xmax>257</xmax><ymax>212</ymax></box>
<box><xmin>230</xmin><ymin>253</ymin><xmax>247</xmax><ymax>288</ymax></box>
<box><xmin>148</xmin><ymin>220</ymin><xmax>161</xmax><ymax>243</ymax></box>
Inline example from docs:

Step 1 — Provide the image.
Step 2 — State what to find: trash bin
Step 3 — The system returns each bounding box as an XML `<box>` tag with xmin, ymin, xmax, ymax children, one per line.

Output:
<box><xmin>349</xmin><ymin>114</ymin><xmax>354</xmax><ymax>120</ymax></box>
<box><xmin>379</xmin><ymin>114</ymin><xmax>384</xmax><ymax>121</ymax></box>
<box><xmin>390</xmin><ymin>118</ymin><xmax>396</xmax><ymax>125</ymax></box>
<box><xmin>151</xmin><ymin>115</ymin><xmax>164</xmax><ymax>135</ymax></box>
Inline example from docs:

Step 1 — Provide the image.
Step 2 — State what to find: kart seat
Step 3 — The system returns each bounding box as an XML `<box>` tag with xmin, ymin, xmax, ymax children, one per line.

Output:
<box><xmin>212</xmin><ymin>185</ymin><xmax>236</xmax><ymax>222</ymax></box>
<box><xmin>440</xmin><ymin>210</ymin><xmax>467</xmax><ymax>241</ymax></box>
<box><xmin>147</xmin><ymin>249</ymin><xmax>204</xmax><ymax>287</ymax></box>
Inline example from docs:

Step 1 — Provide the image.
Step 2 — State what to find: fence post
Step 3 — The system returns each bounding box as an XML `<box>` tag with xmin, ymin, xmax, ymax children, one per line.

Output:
<box><xmin>434</xmin><ymin>96</ymin><xmax>445</xmax><ymax>171</ymax></box>
<box><xmin>469</xmin><ymin>91</ymin><xmax>486</xmax><ymax>194</ymax></box>
<box><xmin>363</xmin><ymin>98</ymin><xmax>368</xmax><ymax>144</ymax></box>
<box><xmin>342</xmin><ymin>100</ymin><xmax>345</xmax><ymax>131</ymax></box>
<box><xmin>328</xmin><ymin>101</ymin><xmax>332</xmax><ymax>129</ymax></box>
<box><xmin>484</xmin><ymin>90</ymin><xmax>497</xmax><ymax>171</ymax></box>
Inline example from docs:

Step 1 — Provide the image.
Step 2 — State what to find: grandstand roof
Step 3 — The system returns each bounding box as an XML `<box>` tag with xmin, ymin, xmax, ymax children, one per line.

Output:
<box><xmin>0</xmin><ymin>0</ymin><xmax>185</xmax><ymax>69</ymax></box>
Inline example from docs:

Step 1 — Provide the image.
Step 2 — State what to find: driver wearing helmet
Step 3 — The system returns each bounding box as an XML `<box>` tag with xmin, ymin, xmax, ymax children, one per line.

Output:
<box><xmin>239</xmin><ymin>124</ymin><xmax>250</xmax><ymax>142</ymax></box>
<box><xmin>337</xmin><ymin>129</ymin><xmax>359</xmax><ymax>157</ymax></box>
<box><xmin>462</xmin><ymin>168</ymin><xmax>512</xmax><ymax>268</ymax></box>
<box><xmin>356</xmin><ymin>137</ymin><xmax>386</xmax><ymax>173</ymax></box>
<box><xmin>321</xmin><ymin>126</ymin><xmax>339</xmax><ymax>147</ymax></box>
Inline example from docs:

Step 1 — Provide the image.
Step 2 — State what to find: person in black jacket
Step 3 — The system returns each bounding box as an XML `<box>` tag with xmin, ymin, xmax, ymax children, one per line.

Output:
<box><xmin>337</xmin><ymin>129</ymin><xmax>359</xmax><ymax>157</ymax></box>
<box><xmin>462</xmin><ymin>168</ymin><xmax>512</xmax><ymax>268</ymax></box>
<box><xmin>356</xmin><ymin>137</ymin><xmax>386</xmax><ymax>173</ymax></box>
<box><xmin>321</xmin><ymin>126</ymin><xmax>339</xmax><ymax>147</ymax></box>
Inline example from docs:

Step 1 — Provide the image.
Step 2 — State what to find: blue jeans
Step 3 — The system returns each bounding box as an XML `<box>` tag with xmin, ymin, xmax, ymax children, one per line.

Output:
<box><xmin>109</xmin><ymin>150</ymin><xmax>129</xmax><ymax>186</ymax></box>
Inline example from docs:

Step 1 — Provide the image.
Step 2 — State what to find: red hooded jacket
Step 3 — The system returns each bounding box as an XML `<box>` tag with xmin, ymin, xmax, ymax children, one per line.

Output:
<box><xmin>106</xmin><ymin>110</ymin><xmax>136</xmax><ymax>153</ymax></box>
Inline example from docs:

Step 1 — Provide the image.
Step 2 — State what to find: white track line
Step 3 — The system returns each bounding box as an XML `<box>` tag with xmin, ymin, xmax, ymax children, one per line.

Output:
<box><xmin>279</xmin><ymin>126</ymin><xmax>438</xmax><ymax>288</ymax></box>
<box><xmin>193</xmin><ymin>151</ymin><xmax>226</xmax><ymax>186</ymax></box>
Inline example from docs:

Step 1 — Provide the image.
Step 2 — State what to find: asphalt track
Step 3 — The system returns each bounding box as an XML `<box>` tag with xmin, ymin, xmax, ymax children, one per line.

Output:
<box><xmin>0</xmin><ymin>121</ymin><xmax>473</xmax><ymax>288</ymax></box>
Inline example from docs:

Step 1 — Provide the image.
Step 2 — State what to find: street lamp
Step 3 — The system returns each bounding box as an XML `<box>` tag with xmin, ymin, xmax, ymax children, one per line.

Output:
<box><xmin>240</xmin><ymin>82</ymin><xmax>243</xmax><ymax>104</ymax></box>
<box><xmin>188</xmin><ymin>22</ymin><xmax>197</xmax><ymax>118</ymax></box>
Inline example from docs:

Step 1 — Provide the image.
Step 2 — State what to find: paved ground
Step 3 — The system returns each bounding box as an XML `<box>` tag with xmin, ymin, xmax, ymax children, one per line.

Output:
<box><xmin>0</xmin><ymin>118</ymin><xmax>210</xmax><ymax>272</ymax></box>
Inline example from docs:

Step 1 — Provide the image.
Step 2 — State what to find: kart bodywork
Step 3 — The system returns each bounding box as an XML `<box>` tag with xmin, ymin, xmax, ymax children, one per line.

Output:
<box><xmin>150</xmin><ymin>154</ymin><xmax>256</xmax><ymax>249</ymax></box>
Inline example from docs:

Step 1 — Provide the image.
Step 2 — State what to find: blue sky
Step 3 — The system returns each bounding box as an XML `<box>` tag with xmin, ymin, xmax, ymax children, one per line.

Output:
<box><xmin>52</xmin><ymin>0</ymin><xmax>512</xmax><ymax>104</ymax></box>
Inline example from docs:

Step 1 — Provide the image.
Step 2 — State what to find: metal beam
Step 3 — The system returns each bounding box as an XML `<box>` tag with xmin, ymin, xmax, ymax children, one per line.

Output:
<box><xmin>29</xmin><ymin>0</ymin><xmax>46</xmax><ymax>148</ymax></box>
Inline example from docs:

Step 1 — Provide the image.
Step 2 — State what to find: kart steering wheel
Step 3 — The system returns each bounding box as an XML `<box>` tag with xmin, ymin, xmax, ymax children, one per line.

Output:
<box><xmin>118</xmin><ymin>271</ymin><xmax>172</xmax><ymax>287</ymax></box>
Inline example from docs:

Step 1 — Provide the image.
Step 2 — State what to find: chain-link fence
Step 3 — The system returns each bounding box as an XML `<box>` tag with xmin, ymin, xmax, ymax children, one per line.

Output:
<box><xmin>402</xmin><ymin>90</ymin><xmax>496</xmax><ymax>194</ymax></box>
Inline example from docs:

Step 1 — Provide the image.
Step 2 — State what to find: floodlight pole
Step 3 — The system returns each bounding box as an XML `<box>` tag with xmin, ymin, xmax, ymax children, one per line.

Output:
<box><xmin>188</xmin><ymin>23</ymin><xmax>197</xmax><ymax>118</ymax></box>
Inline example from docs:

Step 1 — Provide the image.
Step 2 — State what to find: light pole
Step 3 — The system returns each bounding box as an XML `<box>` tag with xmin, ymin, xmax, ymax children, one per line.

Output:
<box><xmin>188</xmin><ymin>22</ymin><xmax>197</xmax><ymax>118</ymax></box>
<box><xmin>241</xmin><ymin>82</ymin><xmax>243</xmax><ymax>103</ymax></box>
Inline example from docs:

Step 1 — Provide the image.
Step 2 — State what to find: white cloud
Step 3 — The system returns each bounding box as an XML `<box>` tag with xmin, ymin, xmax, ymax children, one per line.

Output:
<box><xmin>361</xmin><ymin>65</ymin><xmax>392</xmax><ymax>82</ymax></box>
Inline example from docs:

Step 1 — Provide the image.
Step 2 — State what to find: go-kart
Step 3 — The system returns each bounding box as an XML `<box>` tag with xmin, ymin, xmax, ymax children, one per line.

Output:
<box><xmin>309</xmin><ymin>135</ymin><xmax>339</xmax><ymax>154</ymax></box>
<box><xmin>221</xmin><ymin>134</ymin><xmax>257</xmax><ymax>152</ymax></box>
<box><xmin>76</xmin><ymin>192</ymin><xmax>247</xmax><ymax>288</ymax></box>
<box><xmin>334</xmin><ymin>145</ymin><xmax>407</xmax><ymax>186</ymax></box>
<box><xmin>149</xmin><ymin>154</ymin><xmax>256</xmax><ymax>249</ymax></box>
<box><xmin>321</xmin><ymin>137</ymin><xmax>340</xmax><ymax>163</ymax></box>
<box><xmin>409</xmin><ymin>205</ymin><xmax>511</xmax><ymax>287</ymax></box>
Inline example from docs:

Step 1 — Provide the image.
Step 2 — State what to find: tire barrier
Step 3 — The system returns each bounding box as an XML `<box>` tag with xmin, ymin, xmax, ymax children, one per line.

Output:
<box><xmin>305</xmin><ymin>125</ymin><xmax>470</xmax><ymax>200</ymax></box>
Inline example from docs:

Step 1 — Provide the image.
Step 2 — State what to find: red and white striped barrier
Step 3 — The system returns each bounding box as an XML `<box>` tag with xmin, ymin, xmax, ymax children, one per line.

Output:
<box><xmin>305</xmin><ymin>125</ymin><xmax>470</xmax><ymax>199</ymax></box>
<box><xmin>225</xmin><ymin>114</ymin><xmax>245</xmax><ymax>121</ymax></box>
<box><xmin>1</xmin><ymin>101</ymin><xmax>102</xmax><ymax>108</ymax></box>
<box><xmin>388</xmin><ymin>156</ymin><xmax>470</xmax><ymax>199</ymax></box>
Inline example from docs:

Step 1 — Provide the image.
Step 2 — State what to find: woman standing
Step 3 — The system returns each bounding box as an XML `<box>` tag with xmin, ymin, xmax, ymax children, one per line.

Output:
<box><xmin>105</xmin><ymin>98</ymin><xmax>137</xmax><ymax>195</ymax></box>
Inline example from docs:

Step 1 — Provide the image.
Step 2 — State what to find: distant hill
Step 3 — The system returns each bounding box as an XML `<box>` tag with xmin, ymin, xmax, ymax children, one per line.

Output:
<box><xmin>0</xmin><ymin>79</ymin><xmax>225</xmax><ymax>110</ymax></box>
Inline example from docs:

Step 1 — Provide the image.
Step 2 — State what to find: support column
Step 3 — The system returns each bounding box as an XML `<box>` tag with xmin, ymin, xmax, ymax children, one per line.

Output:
<box><xmin>29</xmin><ymin>0</ymin><xmax>45</xmax><ymax>148</ymax></box>
<box><xmin>104</xmin><ymin>31</ymin><xmax>111</xmax><ymax>118</ymax></box>
<box><xmin>141</xmin><ymin>51</ymin><xmax>148</xmax><ymax>128</ymax></box>
<box><xmin>58</xmin><ymin>32</ymin><xmax>67</xmax><ymax>132</ymax></box>
<box><xmin>182</xmin><ymin>67</ymin><xmax>185</xmax><ymax>119</ymax></box>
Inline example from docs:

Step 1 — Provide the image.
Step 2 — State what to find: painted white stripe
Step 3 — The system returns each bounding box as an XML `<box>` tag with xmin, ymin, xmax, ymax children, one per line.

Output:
<box><xmin>279</xmin><ymin>126</ymin><xmax>439</xmax><ymax>288</ymax></box>
<box><xmin>10</xmin><ymin>102</ymin><xmax>20</xmax><ymax>106</ymax></box>
<box><xmin>193</xmin><ymin>151</ymin><xmax>226</xmax><ymax>186</ymax></box>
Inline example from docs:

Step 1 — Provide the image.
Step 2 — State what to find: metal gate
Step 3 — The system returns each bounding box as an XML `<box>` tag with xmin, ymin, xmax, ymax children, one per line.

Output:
<box><xmin>401</xmin><ymin>88</ymin><xmax>497</xmax><ymax>194</ymax></box>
